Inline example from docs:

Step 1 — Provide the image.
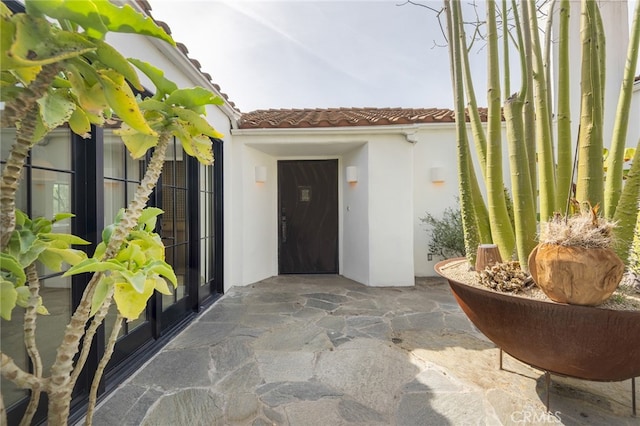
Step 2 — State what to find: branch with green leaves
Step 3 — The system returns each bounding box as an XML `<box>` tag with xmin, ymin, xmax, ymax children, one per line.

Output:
<box><xmin>0</xmin><ymin>0</ymin><xmax>174</xmax><ymax>250</ymax></box>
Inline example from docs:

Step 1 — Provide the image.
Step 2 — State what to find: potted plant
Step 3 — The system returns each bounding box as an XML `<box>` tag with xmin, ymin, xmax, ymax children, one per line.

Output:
<box><xmin>0</xmin><ymin>1</ymin><xmax>223</xmax><ymax>424</ymax></box>
<box><xmin>434</xmin><ymin>0</ymin><xmax>640</xmax><ymax>385</ymax></box>
<box><xmin>529</xmin><ymin>205</ymin><xmax>625</xmax><ymax>306</ymax></box>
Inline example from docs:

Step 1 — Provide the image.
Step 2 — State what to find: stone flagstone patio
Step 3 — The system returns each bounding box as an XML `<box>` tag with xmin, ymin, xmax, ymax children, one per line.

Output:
<box><xmin>91</xmin><ymin>275</ymin><xmax>637</xmax><ymax>425</ymax></box>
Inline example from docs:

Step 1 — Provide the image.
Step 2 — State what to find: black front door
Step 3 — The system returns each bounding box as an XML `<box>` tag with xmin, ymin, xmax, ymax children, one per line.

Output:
<box><xmin>278</xmin><ymin>160</ymin><xmax>338</xmax><ymax>274</ymax></box>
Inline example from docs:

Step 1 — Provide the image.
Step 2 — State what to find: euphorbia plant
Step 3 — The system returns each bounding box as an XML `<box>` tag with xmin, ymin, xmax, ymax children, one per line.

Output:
<box><xmin>0</xmin><ymin>1</ymin><xmax>223</xmax><ymax>424</ymax></box>
<box><xmin>443</xmin><ymin>0</ymin><xmax>640</xmax><ymax>273</ymax></box>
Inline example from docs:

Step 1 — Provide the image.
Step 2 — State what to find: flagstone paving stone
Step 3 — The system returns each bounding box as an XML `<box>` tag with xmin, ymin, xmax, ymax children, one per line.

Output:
<box><xmin>92</xmin><ymin>275</ymin><xmax>638</xmax><ymax>425</ymax></box>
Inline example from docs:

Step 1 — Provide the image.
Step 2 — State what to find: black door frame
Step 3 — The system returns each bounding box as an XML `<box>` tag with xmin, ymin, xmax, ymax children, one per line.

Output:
<box><xmin>277</xmin><ymin>159</ymin><xmax>339</xmax><ymax>274</ymax></box>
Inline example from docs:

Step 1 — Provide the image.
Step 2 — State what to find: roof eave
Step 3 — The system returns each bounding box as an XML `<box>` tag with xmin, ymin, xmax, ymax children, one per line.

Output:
<box><xmin>232</xmin><ymin>121</ymin><xmax>460</xmax><ymax>138</ymax></box>
<box><xmin>124</xmin><ymin>0</ymin><xmax>242</xmax><ymax>124</ymax></box>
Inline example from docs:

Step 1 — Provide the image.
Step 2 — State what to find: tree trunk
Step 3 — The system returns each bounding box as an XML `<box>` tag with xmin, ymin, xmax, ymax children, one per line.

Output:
<box><xmin>0</xmin><ymin>64</ymin><xmax>61</xmax><ymax>250</ymax></box>
<box><xmin>47</xmin><ymin>133</ymin><xmax>171</xmax><ymax>424</ymax></box>
<box><xmin>20</xmin><ymin>265</ymin><xmax>44</xmax><ymax>426</ymax></box>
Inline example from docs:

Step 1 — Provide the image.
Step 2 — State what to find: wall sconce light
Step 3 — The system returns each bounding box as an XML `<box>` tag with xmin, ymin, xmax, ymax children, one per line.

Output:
<box><xmin>430</xmin><ymin>166</ymin><xmax>445</xmax><ymax>183</ymax></box>
<box><xmin>346</xmin><ymin>166</ymin><xmax>358</xmax><ymax>183</ymax></box>
<box><xmin>255</xmin><ymin>165</ymin><xmax>267</xmax><ymax>183</ymax></box>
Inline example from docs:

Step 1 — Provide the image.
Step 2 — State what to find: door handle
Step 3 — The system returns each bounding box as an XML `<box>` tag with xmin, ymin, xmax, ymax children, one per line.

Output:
<box><xmin>281</xmin><ymin>215</ymin><xmax>287</xmax><ymax>243</ymax></box>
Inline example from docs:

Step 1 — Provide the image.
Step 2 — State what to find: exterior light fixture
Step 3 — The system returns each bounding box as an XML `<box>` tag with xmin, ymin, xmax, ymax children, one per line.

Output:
<box><xmin>346</xmin><ymin>166</ymin><xmax>358</xmax><ymax>183</ymax></box>
<box><xmin>430</xmin><ymin>166</ymin><xmax>445</xmax><ymax>183</ymax></box>
<box><xmin>255</xmin><ymin>165</ymin><xmax>267</xmax><ymax>183</ymax></box>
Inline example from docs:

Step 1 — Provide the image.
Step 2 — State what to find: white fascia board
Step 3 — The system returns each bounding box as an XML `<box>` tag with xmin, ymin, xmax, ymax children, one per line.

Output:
<box><xmin>231</xmin><ymin>122</ymin><xmax>458</xmax><ymax>138</ymax></box>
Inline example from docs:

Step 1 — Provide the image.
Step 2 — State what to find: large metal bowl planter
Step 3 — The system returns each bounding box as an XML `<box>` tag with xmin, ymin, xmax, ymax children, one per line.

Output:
<box><xmin>435</xmin><ymin>258</ymin><xmax>640</xmax><ymax>382</ymax></box>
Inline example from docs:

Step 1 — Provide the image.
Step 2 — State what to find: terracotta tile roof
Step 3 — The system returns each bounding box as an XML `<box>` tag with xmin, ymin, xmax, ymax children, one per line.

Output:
<box><xmin>238</xmin><ymin>107</ymin><xmax>487</xmax><ymax>129</ymax></box>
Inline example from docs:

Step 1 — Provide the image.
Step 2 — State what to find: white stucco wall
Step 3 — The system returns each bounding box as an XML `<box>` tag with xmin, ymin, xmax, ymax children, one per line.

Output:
<box><xmin>231</xmin><ymin>129</ymin><xmax>420</xmax><ymax>287</ymax></box>
<box><xmin>342</xmin><ymin>145</ymin><xmax>370</xmax><ymax>285</ymax></box>
<box><xmin>367</xmin><ymin>136</ymin><xmax>415</xmax><ymax>286</ymax></box>
<box><xmin>412</xmin><ymin>125</ymin><xmax>460</xmax><ymax>276</ymax></box>
<box><xmin>240</xmin><ymin>147</ymin><xmax>278</xmax><ymax>285</ymax></box>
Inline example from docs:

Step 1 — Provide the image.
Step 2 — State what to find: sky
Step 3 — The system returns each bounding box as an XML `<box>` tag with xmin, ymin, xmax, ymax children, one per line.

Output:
<box><xmin>149</xmin><ymin>0</ymin><xmax>639</xmax><ymax>113</ymax></box>
<box><xmin>149</xmin><ymin>0</ymin><xmax>463</xmax><ymax>112</ymax></box>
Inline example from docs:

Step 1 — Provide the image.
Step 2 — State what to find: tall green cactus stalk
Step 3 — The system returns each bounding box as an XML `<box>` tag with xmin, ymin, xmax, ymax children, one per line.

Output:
<box><xmin>486</xmin><ymin>0</ymin><xmax>515</xmax><ymax>260</ymax></box>
<box><xmin>459</xmin><ymin>16</ymin><xmax>488</xmax><ymax>178</ymax></box>
<box><xmin>441</xmin><ymin>0</ymin><xmax>638</xmax><ymax>272</ymax></box>
<box><xmin>518</xmin><ymin>0</ymin><xmax>537</xmax><ymax>199</ymax></box>
<box><xmin>504</xmin><ymin>95</ymin><xmax>537</xmax><ymax>271</ymax></box>
<box><xmin>446</xmin><ymin>0</ymin><xmax>481</xmax><ymax>266</ymax></box>
<box><xmin>502</xmin><ymin>0</ymin><xmax>537</xmax><ymax>272</ymax></box>
<box><xmin>576</xmin><ymin>0</ymin><xmax>605</xmax><ymax>208</ymax></box>
<box><xmin>604</xmin><ymin>0</ymin><xmax>640</xmax><ymax>218</ymax></box>
<box><xmin>613</xmin><ymin>141</ymin><xmax>640</xmax><ymax>264</ymax></box>
<box><xmin>628</xmin><ymin>207</ymin><xmax>640</xmax><ymax>275</ymax></box>
<box><xmin>555</xmin><ymin>0</ymin><xmax>573</xmax><ymax>211</ymax></box>
<box><xmin>451</xmin><ymin>1</ymin><xmax>492</xmax><ymax>247</ymax></box>
<box><xmin>527</xmin><ymin>0</ymin><xmax>556</xmax><ymax>221</ymax></box>
<box><xmin>543</xmin><ymin>0</ymin><xmax>557</xmax><ymax>153</ymax></box>
<box><xmin>502</xmin><ymin>0</ymin><xmax>511</xmax><ymax>96</ymax></box>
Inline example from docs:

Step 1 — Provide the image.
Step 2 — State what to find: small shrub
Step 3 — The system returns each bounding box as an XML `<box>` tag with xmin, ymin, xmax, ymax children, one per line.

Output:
<box><xmin>421</xmin><ymin>206</ymin><xmax>465</xmax><ymax>259</ymax></box>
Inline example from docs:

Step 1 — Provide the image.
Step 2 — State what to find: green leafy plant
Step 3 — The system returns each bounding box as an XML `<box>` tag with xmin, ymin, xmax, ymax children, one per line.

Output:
<box><xmin>421</xmin><ymin>205</ymin><xmax>465</xmax><ymax>259</ymax></box>
<box><xmin>0</xmin><ymin>1</ymin><xmax>223</xmax><ymax>424</ymax></box>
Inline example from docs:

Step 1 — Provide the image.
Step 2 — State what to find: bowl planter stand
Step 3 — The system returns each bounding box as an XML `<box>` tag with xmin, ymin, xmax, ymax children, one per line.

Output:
<box><xmin>435</xmin><ymin>258</ymin><xmax>640</xmax><ymax>415</ymax></box>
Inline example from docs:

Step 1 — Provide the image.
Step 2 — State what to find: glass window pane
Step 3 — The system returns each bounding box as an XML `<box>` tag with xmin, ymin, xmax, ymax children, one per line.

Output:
<box><xmin>1</xmin><ymin>129</ymin><xmax>73</xmax><ymax>410</ymax></box>
<box><xmin>0</xmin><ymin>129</ymin><xmax>16</xmax><ymax>159</ymax></box>
<box><xmin>125</xmin><ymin>151</ymin><xmax>143</xmax><ymax>181</ymax></box>
<box><xmin>37</xmin><ymin>276</ymin><xmax>73</xmax><ymax>368</ymax></box>
<box><xmin>32</xmin><ymin>131</ymin><xmax>71</xmax><ymax>170</ymax></box>
<box><xmin>200</xmin><ymin>237</ymin><xmax>207</xmax><ymax>286</ymax></box>
<box><xmin>200</xmin><ymin>191</ymin><xmax>207</xmax><ymax>236</ymax></box>
<box><xmin>15</xmin><ymin>181</ymin><xmax>27</xmax><ymax>213</ymax></box>
<box><xmin>104</xmin><ymin>180</ymin><xmax>125</xmax><ymax>225</ymax></box>
<box><xmin>103</xmin><ymin>303</ymin><xmax>125</xmax><ymax>341</ymax></box>
<box><xmin>127</xmin><ymin>182</ymin><xmax>139</xmax><ymax>205</ymax></box>
<box><xmin>175</xmin><ymin>243</ymin><xmax>187</xmax><ymax>282</ymax></box>
<box><xmin>0</xmin><ymin>308</ymin><xmax>29</xmax><ymax>406</ymax></box>
<box><xmin>104</xmin><ymin>133</ymin><xmax>125</xmax><ymax>179</ymax></box>
<box><xmin>175</xmin><ymin>189</ymin><xmax>187</xmax><ymax>243</ymax></box>
<box><xmin>103</xmin><ymin>130</ymin><xmax>150</xmax><ymax>339</ymax></box>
